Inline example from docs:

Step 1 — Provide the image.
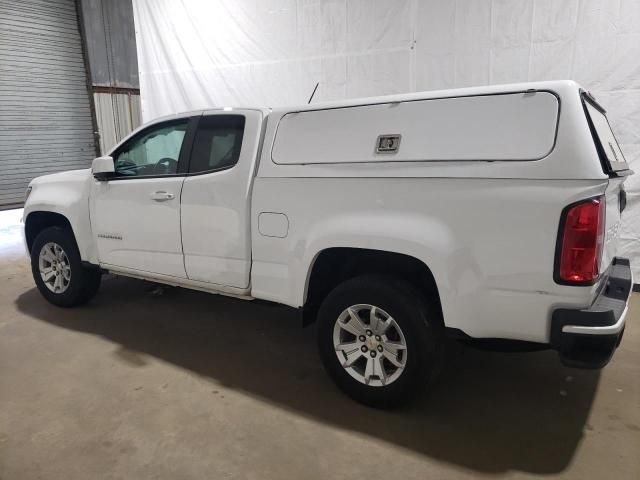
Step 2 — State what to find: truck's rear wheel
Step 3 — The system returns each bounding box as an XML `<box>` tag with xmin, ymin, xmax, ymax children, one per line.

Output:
<box><xmin>31</xmin><ymin>226</ymin><xmax>101</xmax><ymax>307</ymax></box>
<box><xmin>317</xmin><ymin>275</ymin><xmax>443</xmax><ymax>408</ymax></box>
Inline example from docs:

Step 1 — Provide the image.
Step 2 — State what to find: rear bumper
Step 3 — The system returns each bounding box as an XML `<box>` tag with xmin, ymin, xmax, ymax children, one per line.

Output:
<box><xmin>550</xmin><ymin>257</ymin><xmax>632</xmax><ymax>369</ymax></box>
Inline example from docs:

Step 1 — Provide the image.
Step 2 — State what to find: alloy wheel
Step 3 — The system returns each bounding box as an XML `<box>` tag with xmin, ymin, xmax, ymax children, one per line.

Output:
<box><xmin>38</xmin><ymin>242</ymin><xmax>71</xmax><ymax>294</ymax></box>
<box><xmin>333</xmin><ymin>304</ymin><xmax>407</xmax><ymax>387</ymax></box>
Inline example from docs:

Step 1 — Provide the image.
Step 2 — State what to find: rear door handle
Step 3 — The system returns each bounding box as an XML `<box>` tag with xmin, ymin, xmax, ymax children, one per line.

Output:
<box><xmin>150</xmin><ymin>191</ymin><xmax>175</xmax><ymax>201</ymax></box>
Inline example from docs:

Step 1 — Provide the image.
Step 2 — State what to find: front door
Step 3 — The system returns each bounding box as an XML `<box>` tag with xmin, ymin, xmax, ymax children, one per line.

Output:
<box><xmin>90</xmin><ymin>116</ymin><xmax>196</xmax><ymax>278</ymax></box>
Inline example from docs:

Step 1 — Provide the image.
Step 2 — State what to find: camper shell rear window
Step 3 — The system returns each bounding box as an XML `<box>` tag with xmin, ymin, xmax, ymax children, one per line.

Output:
<box><xmin>582</xmin><ymin>93</ymin><xmax>629</xmax><ymax>175</ymax></box>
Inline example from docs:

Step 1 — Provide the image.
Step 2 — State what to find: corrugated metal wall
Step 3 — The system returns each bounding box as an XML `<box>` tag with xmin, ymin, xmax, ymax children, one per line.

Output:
<box><xmin>94</xmin><ymin>91</ymin><xmax>141</xmax><ymax>153</ymax></box>
<box><xmin>78</xmin><ymin>0</ymin><xmax>142</xmax><ymax>156</ymax></box>
<box><xmin>80</xmin><ymin>0</ymin><xmax>139</xmax><ymax>89</ymax></box>
<box><xmin>0</xmin><ymin>0</ymin><xmax>96</xmax><ymax>209</ymax></box>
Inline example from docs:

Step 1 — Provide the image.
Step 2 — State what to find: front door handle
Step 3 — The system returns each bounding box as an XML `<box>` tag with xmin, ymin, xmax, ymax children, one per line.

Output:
<box><xmin>150</xmin><ymin>191</ymin><xmax>175</xmax><ymax>201</ymax></box>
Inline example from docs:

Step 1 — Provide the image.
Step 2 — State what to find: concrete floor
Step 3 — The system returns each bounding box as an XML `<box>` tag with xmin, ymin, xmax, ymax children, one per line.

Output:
<box><xmin>1</xmin><ymin>208</ymin><xmax>639</xmax><ymax>480</ymax></box>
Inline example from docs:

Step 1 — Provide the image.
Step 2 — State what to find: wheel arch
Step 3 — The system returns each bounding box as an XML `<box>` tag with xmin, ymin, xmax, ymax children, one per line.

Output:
<box><xmin>24</xmin><ymin>211</ymin><xmax>76</xmax><ymax>254</ymax></box>
<box><xmin>303</xmin><ymin>247</ymin><xmax>444</xmax><ymax>327</ymax></box>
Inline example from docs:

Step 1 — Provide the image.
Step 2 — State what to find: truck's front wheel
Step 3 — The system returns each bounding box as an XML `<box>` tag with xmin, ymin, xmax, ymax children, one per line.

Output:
<box><xmin>31</xmin><ymin>226</ymin><xmax>101</xmax><ymax>307</ymax></box>
<box><xmin>317</xmin><ymin>275</ymin><xmax>443</xmax><ymax>408</ymax></box>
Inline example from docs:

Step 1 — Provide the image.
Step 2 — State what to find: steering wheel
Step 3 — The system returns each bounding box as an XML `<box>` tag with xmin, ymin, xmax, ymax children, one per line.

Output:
<box><xmin>154</xmin><ymin>157</ymin><xmax>178</xmax><ymax>174</ymax></box>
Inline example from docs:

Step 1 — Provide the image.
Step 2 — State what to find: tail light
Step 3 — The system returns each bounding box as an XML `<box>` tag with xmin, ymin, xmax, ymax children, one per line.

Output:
<box><xmin>556</xmin><ymin>197</ymin><xmax>605</xmax><ymax>284</ymax></box>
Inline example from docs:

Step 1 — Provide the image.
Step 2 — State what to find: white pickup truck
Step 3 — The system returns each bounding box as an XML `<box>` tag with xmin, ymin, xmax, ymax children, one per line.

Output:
<box><xmin>23</xmin><ymin>80</ymin><xmax>632</xmax><ymax>407</ymax></box>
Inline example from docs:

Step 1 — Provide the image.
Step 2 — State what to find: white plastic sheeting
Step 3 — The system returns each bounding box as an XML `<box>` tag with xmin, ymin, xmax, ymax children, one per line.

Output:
<box><xmin>133</xmin><ymin>0</ymin><xmax>640</xmax><ymax>278</ymax></box>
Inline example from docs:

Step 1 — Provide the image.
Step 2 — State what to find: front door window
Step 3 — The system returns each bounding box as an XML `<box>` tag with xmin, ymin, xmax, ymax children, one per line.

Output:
<box><xmin>113</xmin><ymin>121</ymin><xmax>188</xmax><ymax>177</ymax></box>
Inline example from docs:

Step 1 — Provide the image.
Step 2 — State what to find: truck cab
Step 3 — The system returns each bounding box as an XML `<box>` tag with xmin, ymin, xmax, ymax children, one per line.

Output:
<box><xmin>25</xmin><ymin>108</ymin><xmax>265</xmax><ymax>298</ymax></box>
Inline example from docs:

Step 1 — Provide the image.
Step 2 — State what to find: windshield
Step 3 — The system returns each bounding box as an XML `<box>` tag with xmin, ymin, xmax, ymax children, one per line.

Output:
<box><xmin>583</xmin><ymin>94</ymin><xmax>629</xmax><ymax>173</ymax></box>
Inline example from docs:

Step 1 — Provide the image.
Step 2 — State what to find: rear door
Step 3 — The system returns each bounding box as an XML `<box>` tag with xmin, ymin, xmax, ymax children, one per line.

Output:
<box><xmin>180</xmin><ymin>110</ymin><xmax>263</xmax><ymax>289</ymax></box>
<box><xmin>582</xmin><ymin>93</ymin><xmax>631</xmax><ymax>272</ymax></box>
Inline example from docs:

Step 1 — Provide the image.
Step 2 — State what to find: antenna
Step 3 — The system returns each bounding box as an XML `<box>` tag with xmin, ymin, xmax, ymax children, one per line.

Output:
<box><xmin>307</xmin><ymin>82</ymin><xmax>319</xmax><ymax>104</ymax></box>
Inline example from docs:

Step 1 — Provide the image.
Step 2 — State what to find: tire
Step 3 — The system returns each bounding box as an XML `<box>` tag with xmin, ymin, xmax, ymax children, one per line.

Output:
<box><xmin>317</xmin><ymin>274</ymin><xmax>444</xmax><ymax>408</ymax></box>
<box><xmin>30</xmin><ymin>226</ymin><xmax>102</xmax><ymax>307</ymax></box>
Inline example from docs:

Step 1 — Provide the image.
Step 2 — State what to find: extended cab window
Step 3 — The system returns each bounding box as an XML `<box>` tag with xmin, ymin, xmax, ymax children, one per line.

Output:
<box><xmin>189</xmin><ymin>115</ymin><xmax>245</xmax><ymax>174</ymax></box>
<box><xmin>583</xmin><ymin>95</ymin><xmax>629</xmax><ymax>174</ymax></box>
<box><xmin>113</xmin><ymin>120</ymin><xmax>188</xmax><ymax>177</ymax></box>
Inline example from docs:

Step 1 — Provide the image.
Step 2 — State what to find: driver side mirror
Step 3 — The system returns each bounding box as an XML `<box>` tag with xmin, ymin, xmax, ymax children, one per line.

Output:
<box><xmin>92</xmin><ymin>156</ymin><xmax>115</xmax><ymax>181</ymax></box>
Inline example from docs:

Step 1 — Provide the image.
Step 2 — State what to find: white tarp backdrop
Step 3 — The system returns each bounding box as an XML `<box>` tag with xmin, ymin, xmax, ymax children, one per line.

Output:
<box><xmin>133</xmin><ymin>0</ymin><xmax>640</xmax><ymax>278</ymax></box>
